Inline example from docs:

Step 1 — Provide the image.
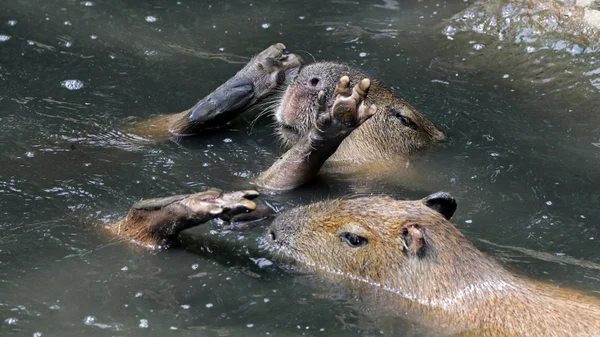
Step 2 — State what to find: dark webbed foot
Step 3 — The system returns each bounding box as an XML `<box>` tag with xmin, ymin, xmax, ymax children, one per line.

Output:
<box><xmin>169</xmin><ymin>43</ymin><xmax>303</xmax><ymax>136</ymax></box>
<box><xmin>112</xmin><ymin>189</ymin><xmax>259</xmax><ymax>248</ymax></box>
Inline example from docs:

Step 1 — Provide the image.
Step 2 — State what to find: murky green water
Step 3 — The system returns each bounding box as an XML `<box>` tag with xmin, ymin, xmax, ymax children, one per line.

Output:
<box><xmin>1</xmin><ymin>0</ymin><xmax>599</xmax><ymax>336</ymax></box>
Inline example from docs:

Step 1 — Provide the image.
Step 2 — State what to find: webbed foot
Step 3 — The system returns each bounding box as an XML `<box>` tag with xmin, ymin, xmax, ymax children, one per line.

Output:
<box><xmin>313</xmin><ymin>76</ymin><xmax>377</xmax><ymax>141</ymax></box>
<box><xmin>113</xmin><ymin>189</ymin><xmax>259</xmax><ymax>248</ymax></box>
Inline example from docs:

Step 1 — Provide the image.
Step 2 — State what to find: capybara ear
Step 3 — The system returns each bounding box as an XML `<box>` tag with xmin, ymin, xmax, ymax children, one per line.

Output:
<box><xmin>423</xmin><ymin>192</ymin><xmax>457</xmax><ymax>220</ymax></box>
<box><xmin>401</xmin><ymin>223</ymin><xmax>426</xmax><ymax>257</ymax></box>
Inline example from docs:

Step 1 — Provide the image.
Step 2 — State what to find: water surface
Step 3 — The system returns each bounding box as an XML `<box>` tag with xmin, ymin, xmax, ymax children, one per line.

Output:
<box><xmin>1</xmin><ymin>0</ymin><xmax>599</xmax><ymax>336</ymax></box>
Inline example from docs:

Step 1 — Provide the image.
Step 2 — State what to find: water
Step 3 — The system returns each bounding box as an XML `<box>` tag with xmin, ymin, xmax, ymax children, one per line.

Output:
<box><xmin>1</xmin><ymin>0</ymin><xmax>599</xmax><ymax>336</ymax></box>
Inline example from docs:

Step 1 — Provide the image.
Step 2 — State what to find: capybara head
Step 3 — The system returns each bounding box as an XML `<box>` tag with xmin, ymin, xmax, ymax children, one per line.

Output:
<box><xmin>266</xmin><ymin>193</ymin><xmax>468</xmax><ymax>286</ymax></box>
<box><xmin>274</xmin><ymin>62</ymin><xmax>446</xmax><ymax>155</ymax></box>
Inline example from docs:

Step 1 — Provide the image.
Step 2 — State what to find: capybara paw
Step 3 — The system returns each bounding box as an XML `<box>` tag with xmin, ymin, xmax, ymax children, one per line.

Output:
<box><xmin>181</xmin><ymin>189</ymin><xmax>259</xmax><ymax>221</ymax></box>
<box><xmin>250</xmin><ymin>43</ymin><xmax>303</xmax><ymax>89</ymax></box>
<box><xmin>315</xmin><ymin>76</ymin><xmax>377</xmax><ymax>133</ymax></box>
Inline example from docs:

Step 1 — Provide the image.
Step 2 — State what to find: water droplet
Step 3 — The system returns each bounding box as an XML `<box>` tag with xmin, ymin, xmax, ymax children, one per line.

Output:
<box><xmin>135</xmin><ymin>293</ymin><xmax>143</xmax><ymax>298</ymax></box>
<box><xmin>503</xmin><ymin>74</ymin><xmax>510</xmax><ymax>79</ymax></box>
<box><xmin>359</xmin><ymin>52</ymin><xmax>367</xmax><ymax>57</ymax></box>
<box><xmin>263</xmin><ymin>298</ymin><xmax>270</xmax><ymax>303</ymax></box>
<box><xmin>465</xmin><ymin>220</ymin><xmax>473</xmax><ymax>224</ymax></box>
<box><xmin>144</xmin><ymin>50</ymin><xmax>157</xmax><ymax>56</ymax></box>
<box><xmin>169</xmin><ymin>326</ymin><xmax>178</xmax><ymax>330</ymax></box>
<box><xmin>546</xmin><ymin>201</ymin><xmax>553</xmax><ymax>206</ymax></box>
<box><xmin>120</xmin><ymin>266</ymin><xmax>128</xmax><ymax>271</ymax></box>
<box><xmin>181</xmin><ymin>304</ymin><xmax>190</xmax><ymax>309</ymax></box>
<box><xmin>7</xmin><ymin>20</ymin><xmax>17</xmax><ymax>26</ymax></box>
<box><xmin>33</xmin><ymin>332</ymin><xmax>42</xmax><ymax>337</ymax></box>
<box><xmin>473</xmin><ymin>43</ymin><xmax>484</xmax><ymax>50</ymax></box>
<box><xmin>218</xmin><ymin>47</ymin><xmax>224</xmax><ymax>51</ymax></box>
<box><xmin>5</xmin><ymin>318</ymin><xmax>17</xmax><ymax>325</ymax></box>
<box><xmin>0</xmin><ymin>35</ymin><xmax>11</xmax><ymax>42</ymax></box>
<box><xmin>81</xmin><ymin>1</ymin><xmax>94</xmax><ymax>6</ymax></box>
<box><xmin>61</xmin><ymin>79</ymin><xmax>84</xmax><ymax>90</ymax></box>
<box><xmin>25</xmin><ymin>151</ymin><xmax>34</xmax><ymax>158</ymax></box>
<box><xmin>139</xmin><ymin>319</ymin><xmax>148</xmax><ymax>328</ymax></box>
<box><xmin>64</xmin><ymin>21</ymin><xmax>72</xmax><ymax>26</ymax></box>
<box><xmin>145</xmin><ymin>16</ymin><xmax>157</xmax><ymax>23</ymax></box>
<box><xmin>261</xmin><ymin>23</ymin><xmax>270</xmax><ymax>29</ymax></box>
<box><xmin>525</xmin><ymin>46</ymin><xmax>536</xmax><ymax>53</ymax></box>
<box><xmin>89</xmin><ymin>35</ymin><xmax>97</xmax><ymax>40</ymax></box>
<box><xmin>247</xmin><ymin>324</ymin><xmax>254</xmax><ymax>328</ymax></box>
<box><xmin>298</xmin><ymin>16</ymin><xmax>305</xmax><ymax>20</ymax></box>
<box><xmin>443</xmin><ymin>25</ymin><xmax>456</xmax><ymax>36</ymax></box>
<box><xmin>83</xmin><ymin>316</ymin><xmax>96</xmax><ymax>325</ymax></box>
<box><xmin>192</xmin><ymin>263</ymin><xmax>199</xmax><ymax>270</ymax></box>
<box><xmin>205</xmin><ymin>303</ymin><xmax>213</xmax><ymax>308</ymax></box>
<box><xmin>326</xmin><ymin>26</ymin><xmax>335</xmax><ymax>31</ymax></box>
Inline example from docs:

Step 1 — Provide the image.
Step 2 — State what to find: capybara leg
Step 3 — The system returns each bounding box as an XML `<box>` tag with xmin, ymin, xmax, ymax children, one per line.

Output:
<box><xmin>257</xmin><ymin>76</ymin><xmax>376</xmax><ymax>190</ymax></box>
<box><xmin>110</xmin><ymin>189</ymin><xmax>259</xmax><ymax>248</ymax></box>
<box><xmin>127</xmin><ymin>43</ymin><xmax>302</xmax><ymax>139</ymax></box>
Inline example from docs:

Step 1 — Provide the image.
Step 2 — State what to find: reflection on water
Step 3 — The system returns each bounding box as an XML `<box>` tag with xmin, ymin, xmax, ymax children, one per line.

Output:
<box><xmin>0</xmin><ymin>0</ymin><xmax>599</xmax><ymax>336</ymax></box>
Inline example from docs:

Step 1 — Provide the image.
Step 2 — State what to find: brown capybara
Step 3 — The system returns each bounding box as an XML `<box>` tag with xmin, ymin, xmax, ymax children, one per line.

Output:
<box><xmin>266</xmin><ymin>193</ymin><xmax>600</xmax><ymax>337</ymax></box>
<box><xmin>127</xmin><ymin>43</ymin><xmax>444</xmax><ymax>190</ymax></box>
<box><xmin>273</xmin><ymin>61</ymin><xmax>446</xmax><ymax>170</ymax></box>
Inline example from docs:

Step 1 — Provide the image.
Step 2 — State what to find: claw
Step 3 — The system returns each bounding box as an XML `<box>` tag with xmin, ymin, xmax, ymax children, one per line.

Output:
<box><xmin>358</xmin><ymin>104</ymin><xmax>378</xmax><ymax>123</ymax></box>
<box><xmin>335</xmin><ymin>76</ymin><xmax>351</xmax><ymax>97</ymax></box>
<box><xmin>317</xmin><ymin>90</ymin><xmax>326</xmax><ymax>109</ymax></box>
<box><xmin>351</xmin><ymin>78</ymin><xmax>370</xmax><ymax>101</ymax></box>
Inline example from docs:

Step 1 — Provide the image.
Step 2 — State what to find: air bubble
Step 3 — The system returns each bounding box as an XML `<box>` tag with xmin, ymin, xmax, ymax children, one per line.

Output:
<box><xmin>83</xmin><ymin>316</ymin><xmax>96</xmax><ymax>325</ymax></box>
<box><xmin>145</xmin><ymin>16</ymin><xmax>157</xmax><ymax>23</ymax></box>
<box><xmin>61</xmin><ymin>79</ymin><xmax>84</xmax><ymax>90</ymax></box>
<box><xmin>261</xmin><ymin>23</ymin><xmax>270</xmax><ymax>29</ymax></box>
<box><xmin>7</xmin><ymin>20</ymin><xmax>17</xmax><ymax>26</ymax></box>
<box><xmin>0</xmin><ymin>35</ymin><xmax>11</xmax><ymax>42</ymax></box>
<box><xmin>81</xmin><ymin>1</ymin><xmax>94</xmax><ymax>6</ymax></box>
<box><xmin>5</xmin><ymin>318</ymin><xmax>17</xmax><ymax>325</ymax></box>
<box><xmin>359</xmin><ymin>52</ymin><xmax>368</xmax><ymax>57</ymax></box>
<box><xmin>139</xmin><ymin>319</ymin><xmax>148</xmax><ymax>328</ymax></box>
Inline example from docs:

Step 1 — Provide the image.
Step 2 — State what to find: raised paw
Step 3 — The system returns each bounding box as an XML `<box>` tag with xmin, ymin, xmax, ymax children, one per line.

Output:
<box><xmin>315</xmin><ymin>76</ymin><xmax>377</xmax><ymax>133</ymax></box>
<box><xmin>240</xmin><ymin>43</ymin><xmax>303</xmax><ymax>94</ymax></box>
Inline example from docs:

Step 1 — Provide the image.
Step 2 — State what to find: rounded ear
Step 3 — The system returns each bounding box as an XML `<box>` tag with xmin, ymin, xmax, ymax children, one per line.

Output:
<box><xmin>401</xmin><ymin>223</ymin><xmax>426</xmax><ymax>258</ymax></box>
<box><xmin>423</xmin><ymin>192</ymin><xmax>457</xmax><ymax>220</ymax></box>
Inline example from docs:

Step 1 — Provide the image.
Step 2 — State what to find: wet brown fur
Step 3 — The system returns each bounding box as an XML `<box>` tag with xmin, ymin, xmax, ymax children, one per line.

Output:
<box><xmin>108</xmin><ymin>205</ymin><xmax>189</xmax><ymax>248</ymax></box>
<box><xmin>275</xmin><ymin>62</ymin><xmax>445</xmax><ymax>170</ymax></box>
<box><xmin>268</xmin><ymin>196</ymin><xmax>600</xmax><ymax>336</ymax></box>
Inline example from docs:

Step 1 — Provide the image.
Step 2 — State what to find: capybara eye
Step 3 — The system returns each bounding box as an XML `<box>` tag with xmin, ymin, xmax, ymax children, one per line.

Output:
<box><xmin>340</xmin><ymin>232</ymin><xmax>368</xmax><ymax>248</ymax></box>
<box><xmin>309</xmin><ymin>77</ymin><xmax>320</xmax><ymax>87</ymax></box>
<box><xmin>394</xmin><ymin>111</ymin><xmax>416</xmax><ymax>129</ymax></box>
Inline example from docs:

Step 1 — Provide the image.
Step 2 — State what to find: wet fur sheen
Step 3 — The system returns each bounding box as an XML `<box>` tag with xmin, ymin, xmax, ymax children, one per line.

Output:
<box><xmin>268</xmin><ymin>196</ymin><xmax>600</xmax><ymax>336</ymax></box>
<box><xmin>274</xmin><ymin>62</ymin><xmax>446</xmax><ymax>166</ymax></box>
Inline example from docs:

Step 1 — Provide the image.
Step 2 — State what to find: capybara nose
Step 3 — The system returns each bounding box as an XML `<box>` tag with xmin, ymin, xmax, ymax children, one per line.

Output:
<box><xmin>308</xmin><ymin>77</ymin><xmax>320</xmax><ymax>87</ymax></box>
<box><xmin>268</xmin><ymin>228</ymin><xmax>278</xmax><ymax>243</ymax></box>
